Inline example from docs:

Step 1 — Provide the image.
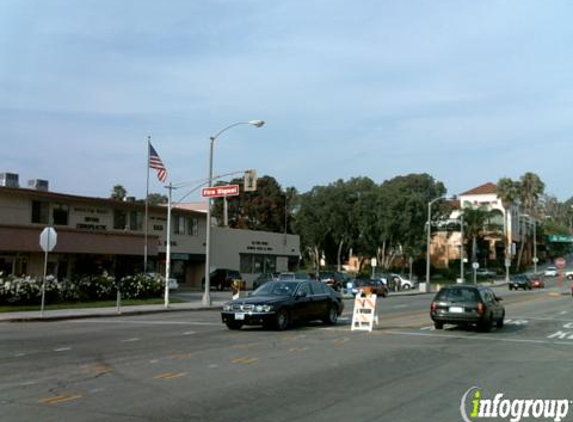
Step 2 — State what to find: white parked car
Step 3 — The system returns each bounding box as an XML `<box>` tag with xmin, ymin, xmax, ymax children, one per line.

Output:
<box><xmin>544</xmin><ymin>266</ymin><xmax>558</xmax><ymax>277</ymax></box>
<box><xmin>391</xmin><ymin>274</ymin><xmax>415</xmax><ymax>290</ymax></box>
<box><xmin>168</xmin><ymin>278</ymin><xmax>179</xmax><ymax>290</ymax></box>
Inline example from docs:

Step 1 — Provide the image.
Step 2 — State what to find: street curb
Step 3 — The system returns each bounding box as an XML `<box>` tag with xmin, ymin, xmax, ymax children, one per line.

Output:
<box><xmin>0</xmin><ymin>305</ymin><xmax>224</xmax><ymax>323</ymax></box>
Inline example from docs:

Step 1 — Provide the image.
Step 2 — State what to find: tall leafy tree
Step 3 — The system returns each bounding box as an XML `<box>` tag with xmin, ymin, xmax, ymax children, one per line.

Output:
<box><xmin>212</xmin><ymin>175</ymin><xmax>288</xmax><ymax>232</ymax></box>
<box><xmin>111</xmin><ymin>185</ymin><xmax>127</xmax><ymax>201</ymax></box>
<box><xmin>461</xmin><ymin>206</ymin><xmax>503</xmax><ymax>266</ymax></box>
<box><xmin>516</xmin><ymin>172</ymin><xmax>545</xmax><ymax>269</ymax></box>
<box><xmin>496</xmin><ymin>177</ymin><xmax>519</xmax><ymax>279</ymax></box>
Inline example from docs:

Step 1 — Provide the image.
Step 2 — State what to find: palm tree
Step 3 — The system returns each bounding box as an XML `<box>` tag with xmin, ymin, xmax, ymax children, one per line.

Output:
<box><xmin>461</xmin><ymin>206</ymin><xmax>503</xmax><ymax>272</ymax></box>
<box><xmin>516</xmin><ymin>172</ymin><xmax>545</xmax><ymax>271</ymax></box>
<box><xmin>496</xmin><ymin>177</ymin><xmax>519</xmax><ymax>281</ymax></box>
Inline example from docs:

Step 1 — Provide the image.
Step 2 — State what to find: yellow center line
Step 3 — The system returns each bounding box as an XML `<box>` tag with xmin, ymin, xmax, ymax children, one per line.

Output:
<box><xmin>39</xmin><ymin>395</ymin><xmax>83</xmax><ymax>405</ymax></box>
<box><xmin>153</xmin><ymin>372</ymin><xmax>186</xmax><ymax>379</ymax></box>
<box><xmin>230</xmin><ymin>357</ymin><xmax>259</xmax><ymax>364</ymax></box>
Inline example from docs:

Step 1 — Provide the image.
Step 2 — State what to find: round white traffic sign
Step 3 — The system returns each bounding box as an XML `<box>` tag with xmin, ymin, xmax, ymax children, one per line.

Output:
<box><xmin>40</xmin><ymin>227</ymin><xmax>57</xmax><ymax>252</ymax></box>
<box><xmin>472</xmin><ymin>262</ymin><xmax>479</xmax><ymax>270</ymax></box>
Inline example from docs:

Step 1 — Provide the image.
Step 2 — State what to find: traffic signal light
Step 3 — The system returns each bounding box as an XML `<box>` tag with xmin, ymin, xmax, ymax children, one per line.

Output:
<box><xmin>244</xmin><ymin>169</ymin><xmax>257</xmax><ymax>192</ymax></box>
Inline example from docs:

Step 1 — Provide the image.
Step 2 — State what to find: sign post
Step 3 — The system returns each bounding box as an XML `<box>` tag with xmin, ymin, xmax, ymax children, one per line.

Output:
<box><xmin>39</xmin><ymin>227</ymin><xmax>57</xmax><ymax>317</ymax></box>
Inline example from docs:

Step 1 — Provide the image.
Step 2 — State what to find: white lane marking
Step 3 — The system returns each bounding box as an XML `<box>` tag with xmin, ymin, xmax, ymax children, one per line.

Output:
<box><xmin>54</xmin><ymin>347</ymin><xmax>72</xmax><ymax>352</ymax></box>
<box><xmin>507</xmin><ymin>316</ymin><xmax>573</xmax><ymax>323</ymax></box>
<box><xmin>182</xmin><ymin>331</ymin><xmax>196</xmax><ymax>335</ymax></box>
<box><xmin>14</xmin><ymin>353</ymin><xmax>26</xmax><ymax>357</ymax></box>
<box><xmin>121</xmin><ymin>338</ymin><xmax>140</xmax><ymax>343</ymax></box>
<box><xmin>420</xmin><ymin>326</ymin><xmax>434</xmax><ymax>331</ymax></box>
<box><xmin>560</xmin><ymin>311</ymin><xmax>568</xmax><ymax>315</ymax></box>
<box><xmin>70</xmin><ymin>320</ymin><xmax>220</xmax><ymax>326</ymax></box>
<box><xmin>393</xmin><ymin>304</ymin><xmax>408</xmax><ymax>309</ymax></box>
<box><xmin>150</xmin><ymin>359</ymin><xmax>159</xmax><ymax>364</ymax></box>
<box><xmin>388</xmin><ymin>330</ymin><xmax>573</xmax><ymax>346</ymax></box>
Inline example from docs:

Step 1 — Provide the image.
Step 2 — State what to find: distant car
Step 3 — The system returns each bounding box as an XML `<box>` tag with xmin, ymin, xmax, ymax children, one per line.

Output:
<box><xmin>252</xmin><ymin>272</ymin><xmax>280</xmax><ymax>290</ymax></box>
<box><xmin>527</xmin><ymin>273</ymin><xmax>545</xmax><ymax>289</ymax></box>
<box><xmin>508</xmin><ymin>274</ymin><xmax>532</xmax><ymax>290</ymax></box>
<box><xmin>475</xmin><ymin>268</ymin><xmax>497</xmax><ymax>279</ymax></box>
<box><xmin>167</xmin><ymin>278</ymin><xmax>179</xmax><ymax>290</ymax></box>
<box><xmin>373</xmin><ymin>272</ymin><xmax>396</xmax><ymax>291</ymax></box>
<box><xmin>566</xmin><ymin>271</ymin><xmax>573</xmax><ymax>280</ymax></box>
<box><xmin>390</xmin><ymin>274</ymin><xmax>415</xmax><ymax>290</ymax></box>
<box><xmin>318</xmin><ymin>271</ymin><xmax>350</xmax><ymax>291</ymax></box>
<box><xmin>278</xmin><ymin>272</ymin><xmax>312</xmax><ymax>281</ymax></box>
<box><xmin>202</xmin><ymin>269</ymin><xmax>242</xmax><ymax>291</ymax></box>
<box><xmin>430</xmin><ymin>285</ymin><xmax>505</xmax><ymax>331</ymax></box>
<box><xmin>544</xmin><ymin>266</ymin><xmax>558</xmax><ymax>277</ymax></box>
<box><xmin>221</xmin><ymin>280</ymin><xmax>344</xmax><ymax>330</ymax></box>
<box><xmin>352</xmin><ymin>278</ymin><xmax>389</xmax><ymax>297</ymax></box>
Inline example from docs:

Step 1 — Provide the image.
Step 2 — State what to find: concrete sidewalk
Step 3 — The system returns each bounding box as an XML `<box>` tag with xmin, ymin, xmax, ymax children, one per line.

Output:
<box><xmin>0</xmin><ymin>299</ymin><xmax>227</xmax><ymax>323</ymax></box>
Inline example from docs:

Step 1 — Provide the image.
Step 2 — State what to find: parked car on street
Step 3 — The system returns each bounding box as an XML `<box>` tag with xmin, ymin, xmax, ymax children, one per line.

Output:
<box><xmin>544</xmin><ymin>266</ymin><xmax>559</xmax><ymax>277</ymax></box>
<box><xmin>390</xmin><ymin>274</ymin><xmax>415</xmax><ymax>290</ymax></box>
<box><xmin>252</xmin><ymin>272</ymin><xmax>280</xmax><ymax>290</ymax></box>
<box><xmin>374</xmin><ymin>272</ymin><xmax>396</xmax><ymax>291</ymax></box>
<box><xmin>352</xmin><ymin>278</ymin><xmax>389</xmax><ymax>297</ymax></box>
<box><xmin>318</xmin><ymin>271</ymin><xmax>351</xmax><ymax>291</ymax></box>
<box><xmin>430</xmin><ymin>284</ymin><xmax>505</xmax><ymax>331</ymax></box>
<box><xmin>508</xmin><ymin>274</ymin><xmax>532</xmax><ymax>290</ymax></box>
<box><xmin>221</xmin><ymin>280</ymin><xmax>344</xmax><ymax>330</ymax></box>
<box><xmin>278</xmin><ymin>272</ymin><xmax>312</xmax><ymax>281</ymax></box>
<box><xmin>201</xmin><ymin>268</ymin><xmax>242</xmax><ymax>291</ymax></box>
<box><xmin>566</xmin><ymin>271</ymin><xmax>573</xmax><ymax>280</ymax></box>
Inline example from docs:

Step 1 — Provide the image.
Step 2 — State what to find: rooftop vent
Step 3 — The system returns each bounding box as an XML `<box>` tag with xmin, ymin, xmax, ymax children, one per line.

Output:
<box><xmin>27</xmin><ymin>179</ymin><xmax>49</xmax><ymax>191</ymax></box>
<box><xmin>0</xmin><ymin>173</ymin><xmax>19</xmax><ymax>188</ymax></box>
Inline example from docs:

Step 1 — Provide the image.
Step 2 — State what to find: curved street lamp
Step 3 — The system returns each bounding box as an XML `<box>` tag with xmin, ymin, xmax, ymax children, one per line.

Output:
<box><xmin>425</xmin><ymin>195</ymin><xmax>446</xmax><ymax>292</ymax></box>
<box><xmin>203</xmin><ymin>120</ymin><xmax>265</xmax><ymax>306</ymax></box>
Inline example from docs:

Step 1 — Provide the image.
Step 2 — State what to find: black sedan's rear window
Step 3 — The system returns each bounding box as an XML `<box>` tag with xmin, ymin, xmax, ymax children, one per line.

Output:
<box><xmin>435</xmin><ymin>288</ymin><xmax>479</xmax><ymax>303</ymax></box>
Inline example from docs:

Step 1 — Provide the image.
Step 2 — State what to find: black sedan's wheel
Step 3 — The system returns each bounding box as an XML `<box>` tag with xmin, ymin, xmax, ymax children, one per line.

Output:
<box><xmin>323</xmin><ymin>305</ymin><xmax>339</xmax><ymax>325</ymax></box>
<box><xmin>496</xmin><ymin>312</ymin><xmax>505</xmax><ymax>329</ymax></box>
<box><xmin>478</xmin><ymin>317</ymin><xmax>492</xmax><ymax>332</ymax></box>
<box><xmin>434</xmin><ymin>322</ymin><xmax>444</xmax><ymax>330</ymax></box>
<box><xmin>275</xmin><ymin>309</ymin><xmax>290</xmax><ymax>331</ymax></box>
<box><xmin>226</xmin><ymin>321</ymin><xmax>243</xmax><ymax>330</ymax></box>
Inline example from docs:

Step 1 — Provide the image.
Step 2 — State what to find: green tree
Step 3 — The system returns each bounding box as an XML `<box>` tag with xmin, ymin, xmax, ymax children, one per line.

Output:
<box><xmin>111</xmin><ymin>185</ymin><xmax>127</xmax><ymax>201</ymax></box>
<box><xmin>496</xmin><ymin>177</ymin><xmax>519</xmax><ymax>279</ymax></box>
<box><xmin>375</xmin><ymin>174</ymin><xmax>448</xmax><ymax>272</ymax></box>
<box><xmin>212</xmin><ymin>175</ymin><xmax>289</xmax><ymax>232</ymax></box>
<box><xmin>516</xmin><ymin>172</ymin><xmax>545</xmax><ymax>270</ymax></box>
<box><xmin>147</xmin><ymin>193</ymin><xmax>168</xmax><ymax>205</ymax></box>
<box><xmin>461</xmin><ymin>206</ymin><xmax>503</xmax><ymax>267</ymax></box>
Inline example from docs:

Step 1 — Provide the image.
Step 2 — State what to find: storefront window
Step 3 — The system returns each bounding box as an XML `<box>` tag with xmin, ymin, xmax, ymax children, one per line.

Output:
<box><xmin>53</xmin><ymin>203</ymin><xmax>69</xmax><ymax>226</ymax></box>
<box><xmin>114</xmin><ymin>210</ymin><xmax>127</xmax><ymax>230</ymax></box>
<box><xmin>32</xmin><ymin>201</ymin><xmax>49</xmax><ymax>224</ymax></box>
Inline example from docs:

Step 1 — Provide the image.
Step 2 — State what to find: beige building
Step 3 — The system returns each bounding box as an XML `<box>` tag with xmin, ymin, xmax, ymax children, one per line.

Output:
<box><xmin>0</xmin><ymin>173</ymin><xmax>300</xmax><ymax>288</ymax></box>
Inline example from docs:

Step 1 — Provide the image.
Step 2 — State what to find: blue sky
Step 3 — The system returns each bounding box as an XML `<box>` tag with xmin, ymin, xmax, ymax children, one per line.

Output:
<box><xmin>1</xmin><ymin>0</ymin><xmax>572</xmax><ymax>202</ymax></box>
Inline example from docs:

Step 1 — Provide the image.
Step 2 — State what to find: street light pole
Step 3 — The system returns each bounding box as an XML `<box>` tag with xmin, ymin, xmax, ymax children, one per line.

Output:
<box><xmin>203</xmin><ymin>120</ymin><xmax>265</xmax><ymax>306</ymax></box>
<box><xmin>425</xmin><ymin>196</ymin><xmax>445</xmax><ymax>292</ymax></box>
<box><xmin>460</xmin><ymin>212</ymin><xmax>464</xmax><ymax>282</ymax></box>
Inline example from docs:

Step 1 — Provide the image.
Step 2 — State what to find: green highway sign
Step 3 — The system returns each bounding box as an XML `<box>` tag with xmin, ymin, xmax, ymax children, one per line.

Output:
<box><xmin>547</xmin><ymin>234</ymin><xmax>573</xmax><ymax>243</ymax></box>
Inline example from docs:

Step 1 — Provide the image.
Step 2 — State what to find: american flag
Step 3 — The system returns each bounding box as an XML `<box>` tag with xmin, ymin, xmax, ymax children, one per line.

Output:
<box><xmin>149</xmin><ymin>143</ymin><xmax>167</xmax><ymax>182</ymax></box>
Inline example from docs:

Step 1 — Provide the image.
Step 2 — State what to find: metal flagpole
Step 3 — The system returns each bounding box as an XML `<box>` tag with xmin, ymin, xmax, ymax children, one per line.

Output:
<box><xmin>144</xmin><ymin>136</ymin><xmax>150</xmax><ymax>273</ymax></box>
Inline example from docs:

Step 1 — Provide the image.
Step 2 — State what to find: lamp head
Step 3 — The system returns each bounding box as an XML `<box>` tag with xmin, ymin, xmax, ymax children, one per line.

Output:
<box><xmin>249</xmin><ymin>120</ymin><xmax>265</xmax><ymax>128</ymax></box>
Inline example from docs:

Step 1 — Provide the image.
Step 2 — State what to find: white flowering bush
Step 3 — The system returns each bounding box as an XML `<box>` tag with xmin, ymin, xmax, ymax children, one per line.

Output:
<box><xmin>0</xmin><ymin>273</ymin><xmax>163</xmax><ymax>305</ymax></box>
<box><xmin>119</xmin><ymin>273</ymin><xmax>163</xmax><ymax>299</ymax></box>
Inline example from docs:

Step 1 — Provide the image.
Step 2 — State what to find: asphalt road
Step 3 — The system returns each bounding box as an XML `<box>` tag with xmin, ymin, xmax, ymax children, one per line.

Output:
<box><xmin>1</xmin><ymin>284</ymin><xmax>572</xmax><ymax>422</ymax></box>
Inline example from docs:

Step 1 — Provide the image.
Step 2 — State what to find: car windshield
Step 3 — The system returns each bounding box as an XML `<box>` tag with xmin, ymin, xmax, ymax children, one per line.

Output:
<box><xmin>253</xmin><ymin>281</ymin><xmax>298</xmax><ymax>297</ymax></box>
<box><xmin>435</xmin><ymin>288</ymin><xmax>479</xmax><ymax>303</ymax></box>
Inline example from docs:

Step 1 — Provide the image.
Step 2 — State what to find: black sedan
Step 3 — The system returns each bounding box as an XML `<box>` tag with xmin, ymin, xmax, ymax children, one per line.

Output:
<box><xmin>221</xmin><ymin>280</ymin><xmax>344</xmax><ymax>330</ymax></box>
<box><xmin>430</xmin><ymin>285</ymin><xmax>505</xmax><ymax>332</ymax></box>
<box><xmin>508</xmin><ymin>274</ymin><xmax>532</xmax><ymax>290</ymax></box>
